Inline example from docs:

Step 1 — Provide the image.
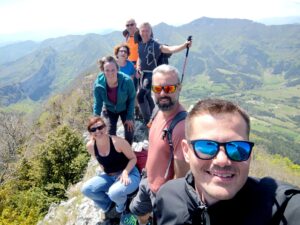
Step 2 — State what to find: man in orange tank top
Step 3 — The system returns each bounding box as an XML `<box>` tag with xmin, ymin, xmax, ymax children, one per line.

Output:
<box><xmin>129</xmin><ymin>64</ymin><xmax>190</xmax><ymax>224</ymax></box>
<box><xmin>123</xmin><ymin>18</ymin><xmax>139</xmax><ymax>66</ymax></box>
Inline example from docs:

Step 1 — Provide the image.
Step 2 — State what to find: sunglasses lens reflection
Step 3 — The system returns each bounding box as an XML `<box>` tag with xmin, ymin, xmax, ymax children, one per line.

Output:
<box><xmin>152</xmin><ymin>85</ymin><xmax>177</xmax><ymax>94</ymax></box>
<box><xmin>192</xmin><ymin>140</ymin><xmax>253</xmax><ymax>162</ymax></box>
<box><xmin>226</xmin><ymin>141</ymin><xmax>252</xmax><ymax>161</ymax></box>
<box><xmin>152</xmin><ymin>86</ymin><xmax>163</xmax><ymax>93</ymax></box>
<box><xmin>164</xmin><ymin>86</ymin><xmax>176</xmax><ymax>93</ymax></box>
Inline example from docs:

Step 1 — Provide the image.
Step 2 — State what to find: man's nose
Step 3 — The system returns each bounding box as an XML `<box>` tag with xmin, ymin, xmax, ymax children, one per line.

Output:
<box><xmin>213</xmin><ymin>147</ymin><xmax>231</xmax><ymax>167</ymax></box>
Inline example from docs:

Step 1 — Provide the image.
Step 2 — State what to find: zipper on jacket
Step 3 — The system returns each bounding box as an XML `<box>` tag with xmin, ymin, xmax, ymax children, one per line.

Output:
<box><xmin>185</xmin><ymin>173</ymin><xmax>210</xmax><ymax>225</ymax></box>
<box><xmin>200</xmin><ymin>207</ymin><xmax>210</xmax><ymax>225</ymax></box>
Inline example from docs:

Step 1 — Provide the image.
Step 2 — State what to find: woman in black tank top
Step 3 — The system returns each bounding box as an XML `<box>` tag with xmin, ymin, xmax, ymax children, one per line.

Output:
<box><xmin>81</xmin><ymin>116</ymin><xmax>140</xmax><ymax>223</ymax></box>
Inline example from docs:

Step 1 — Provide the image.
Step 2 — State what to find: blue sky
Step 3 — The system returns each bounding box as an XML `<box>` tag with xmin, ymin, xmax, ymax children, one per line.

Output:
<box><xmin>0</xmin><ymin>0</ymin><xmax>300</xmax><ymax>42</ymax></box>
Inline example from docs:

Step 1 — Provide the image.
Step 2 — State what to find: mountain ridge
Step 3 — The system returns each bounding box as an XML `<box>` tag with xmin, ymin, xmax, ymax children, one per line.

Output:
<box><xmin>1</xmin><ymin>17</ymin><xmax>300</xmax><ymax>108</ymax></box>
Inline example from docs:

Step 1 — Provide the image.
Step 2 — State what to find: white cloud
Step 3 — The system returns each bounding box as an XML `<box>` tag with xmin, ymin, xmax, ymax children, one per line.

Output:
<box><xmin>0</xmin><ymin>0</ymin><xmax>299</xmax><ymax>40</ymax></box>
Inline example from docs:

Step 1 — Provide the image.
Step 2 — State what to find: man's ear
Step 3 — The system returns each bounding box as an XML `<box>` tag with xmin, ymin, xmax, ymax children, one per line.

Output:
<box><xmin>181</xmin><ymin>139</ymin><xmax>190</xmax><ymax>163</ymax></box>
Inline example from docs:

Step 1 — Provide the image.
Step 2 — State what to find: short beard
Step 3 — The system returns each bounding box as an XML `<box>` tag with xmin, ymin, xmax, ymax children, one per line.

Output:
<box><xmin>157</xmin><ymin>96</ymin><xmax>176</xmax><ymax>112</ymax></box>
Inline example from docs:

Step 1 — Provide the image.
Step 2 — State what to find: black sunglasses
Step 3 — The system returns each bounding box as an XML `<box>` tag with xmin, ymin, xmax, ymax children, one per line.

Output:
<box><xmin>188</xmin><ymin>139</ymin><xmax>254</xmax><ymax>162</ymax></box>
<box><xmin>89</xmin><ymin>124</ymin><xmax>106</xmax><ymax>132</ymax></box>
<box><xmin>126</xmin><ymin>23</ymin><xmax>135</xmax><ymax>27</ymax></box>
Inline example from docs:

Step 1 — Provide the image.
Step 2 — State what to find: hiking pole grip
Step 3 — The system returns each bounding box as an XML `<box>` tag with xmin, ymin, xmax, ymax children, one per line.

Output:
<box><xmin>181</xmin><ymin>35</ymin><xmax>192</xmax><ymax>83</ymax></box>
<box><xmin>185</xmin><ymin>35</ymin><xmax>192</xmax><ymax>57</ymax></box>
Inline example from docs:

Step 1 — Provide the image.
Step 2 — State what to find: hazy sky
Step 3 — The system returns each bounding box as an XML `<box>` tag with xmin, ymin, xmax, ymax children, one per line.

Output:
<box><xmin>0</xmin><ymin>0</ymin><xmax>300</xmax><ymax>42</ymax></box>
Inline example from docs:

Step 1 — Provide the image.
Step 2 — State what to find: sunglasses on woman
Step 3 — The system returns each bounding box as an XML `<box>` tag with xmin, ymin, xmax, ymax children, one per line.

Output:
<box><xmin>151</xmin><ymin>84</ymin><xmax>178</xmax><ymax>94</ymax></box>
<box><xmin>188</xmin><ymin>139</ymin><xmax>254</xmax><ymax>162</ymax></box>
<box><xmin>89</xmin><ymin>124</ymin><xmax>106</xmax><ymax>132</ymax></box>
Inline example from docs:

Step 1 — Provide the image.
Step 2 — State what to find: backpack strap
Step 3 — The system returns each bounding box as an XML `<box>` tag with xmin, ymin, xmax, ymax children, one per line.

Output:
<box><xmin>123</xmin><ymin>29</ymin><xmax>129</xmax><ymax>39</ymax></box>
<box><xmin>163</xmin><ymin>111</ymin><xmax>187</xmax><ymax>178</ymax></box>
<box><xmin>269</xmin><ymin>189</ymin><xmax>300</xmax><ymax>225</ymax></box>
<box><xmin>133</xmin><ymin>30</ymin><xmax>141</xmax><ymax>43</ymax></box>
<box><xmin>147</xmin><ymin>105</ymin><xmax>159</xmax><ymax>128</ymax></box>
<box><xmin>152</xmin><ymin>40</ymin><xmax>158</xmax><ymax>68</ymax></box>
<box><xmin>166</xmin><ymin>111</ymin><xmax>188</xmax><ymax>148</ymax></box>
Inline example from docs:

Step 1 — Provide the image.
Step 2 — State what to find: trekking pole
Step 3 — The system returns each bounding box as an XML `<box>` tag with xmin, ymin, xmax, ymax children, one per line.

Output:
<box><xmin>180</xmin><ymin>35</ymin><xmax>192</xmax><ymax>83</ymax></box>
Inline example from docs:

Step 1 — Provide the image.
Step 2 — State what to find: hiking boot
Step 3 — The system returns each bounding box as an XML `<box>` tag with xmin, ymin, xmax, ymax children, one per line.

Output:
<box><xmin>105</xmin><ymin>205</ymin><xmax>121</xmax><ymax>220</ymax></box>
<box><xmin>105</xmin><ymin>209</ymin><xmax>121</xmax><ymax>220</ymax></box>
<box><xmin>99</xmin><ymin>219</ymin><xmax>112</xmax><ymax>225</ymax></box>
<box><xmin>119</xmin><ymin>212</ymin><xmax>138</xmax><ymax>225</ymax></box>
<box><xmin>100</xmin><ymin>218</ymin><xmax>120</xmax><ymax>225</ymax></box>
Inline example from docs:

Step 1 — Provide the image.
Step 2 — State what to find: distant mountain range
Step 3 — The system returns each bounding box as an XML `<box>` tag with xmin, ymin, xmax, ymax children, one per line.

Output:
<box><xmin>1</xmin><ymin>16</ymin><xmax>299</xmax><ymax>163</ymax></box>
<box><xmin>0</xmin><ymin>17</ymin><xmax>300</xmax><ymax>107</ymax></box>
<box><xmin>257</xmin><ymin>16</ymin><xmax>300</xmax><ymax>25</ymax></box>
<box><xmin>0</xmin><ymin>32</ymin><xmax>122</xmax><ymax>105</ymax></box>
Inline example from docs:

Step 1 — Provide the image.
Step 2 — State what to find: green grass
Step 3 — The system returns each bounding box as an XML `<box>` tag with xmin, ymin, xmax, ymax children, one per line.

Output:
<box><xmin>261</xmin><ymin>72</ymin><xmax>285</xmax><ymax>88</ymax></box>
<box><xmin>181</xmin><ymin>74</ymin><xmax>230</xmax><ymax>104</ymax></box>
<box><xmin>180</xmin><ymin>70</ymin><xmax>300</xmax><ymax>165</ymax></box>
<box><xmin>252</xmin><ymin>118</ymin><xmax>299</xmax><ymax>140</ymax></box>
<box><xmin>216</xmin><ymin>68</ymin><xmax>236</xmax><ymax>75</ymax></box>
<box><xmin>250</xmin><ymin>148</ymin><xmax>300</xmax><ymax>187</ymax></box>
<box><xmin>252</xmin><ymin>86</ymin><xmax>300</xmax><ymax>100</ymax></box>
<box><xmin>251</xmin><ymin>118</ymin><xmax>272</xmax><ymax>132</ymax></box>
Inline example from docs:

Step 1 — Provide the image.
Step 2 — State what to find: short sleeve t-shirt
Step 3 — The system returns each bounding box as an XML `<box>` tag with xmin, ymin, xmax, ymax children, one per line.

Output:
<box><xmin>146</xmin><ymin>104</ymin><xmax>186</xmax><ymax>193</ymax></box>
<box><xmin>119</xmin><ymin>60</ymin><xmax>136</xmax><ymax>77</ymax></box>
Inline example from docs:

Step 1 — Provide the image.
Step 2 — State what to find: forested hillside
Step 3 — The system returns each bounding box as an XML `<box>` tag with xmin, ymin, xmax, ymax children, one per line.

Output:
<box><xmin>0</xmin><ymin>73</ymin><xmax>94</xmax><ymax>224</ymax></box>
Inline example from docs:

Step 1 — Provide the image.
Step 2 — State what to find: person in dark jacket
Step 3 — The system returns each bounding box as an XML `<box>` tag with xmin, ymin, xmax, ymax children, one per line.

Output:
<box><xmin>94</xmin><ymin>56</ymin><xmax>136</xmax><ymax>145</ymax></box>
<box><xmin>136</xmin><ymin>22</ymin><xmax>192</xmax><ymax>125</ymax></box>
<box><xmin>155</xmin><ymin>98</ymin><xmax>300</xmax><ymax>225</ymax></box>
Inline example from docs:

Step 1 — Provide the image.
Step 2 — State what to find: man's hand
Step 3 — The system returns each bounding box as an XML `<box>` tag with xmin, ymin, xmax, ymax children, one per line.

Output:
<box><xmin>124</xmin><ymin>120</ymin><xmax>134</xmax><ymax>132</ymax></box>
<box><xmin>185</xmin><ymin>39</ymin><xmax>192</xmax><ymax>48</ymax></box>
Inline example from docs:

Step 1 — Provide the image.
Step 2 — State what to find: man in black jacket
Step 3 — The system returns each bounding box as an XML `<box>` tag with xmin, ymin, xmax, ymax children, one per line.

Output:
<box><xmin>155</xmin><ymin>98</ymin><xmax>300</xmax><ymax>225</ymax></box>
<box><xmin>136</xmin><ymin>22</ymin><xmax>192</xmax><ymax>125</ymax></box>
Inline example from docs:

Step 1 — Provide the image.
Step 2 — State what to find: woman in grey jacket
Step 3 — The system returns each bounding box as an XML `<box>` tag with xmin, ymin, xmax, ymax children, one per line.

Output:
<box><xmin>94</xmin><ymin>56</ymin><xmax>136</xmax><ymax>145</ymax></box>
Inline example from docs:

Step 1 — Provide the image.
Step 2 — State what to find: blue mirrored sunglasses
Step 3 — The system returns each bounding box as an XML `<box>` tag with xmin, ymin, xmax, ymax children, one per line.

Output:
<box><xmin>188</xmin><ymin>139</ymin><xmax>254</xmax><ymax>162</ymax></box>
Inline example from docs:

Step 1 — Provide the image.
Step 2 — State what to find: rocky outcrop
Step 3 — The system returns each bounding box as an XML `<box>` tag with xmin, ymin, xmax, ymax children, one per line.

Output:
<box><xmin>37</xmin><ymin>159</ymin><xmax>106</xmax><ymax>225</ymax></box>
